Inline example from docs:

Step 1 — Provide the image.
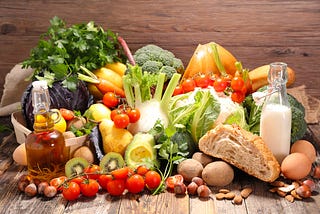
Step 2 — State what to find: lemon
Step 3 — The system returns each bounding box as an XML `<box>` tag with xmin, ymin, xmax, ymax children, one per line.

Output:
<box><xmin>84</xmin><ymin>103</ymin><xmax>111</xmax><ymax>122</ymax></box>
<box><xmin>50</xmin><ymin>109</ymin><xmax>67</xmax><ymax>133</ymax></box>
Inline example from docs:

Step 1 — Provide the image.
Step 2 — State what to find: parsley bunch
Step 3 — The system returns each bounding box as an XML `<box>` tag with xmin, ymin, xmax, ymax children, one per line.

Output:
<box><xmin>22</xmin><ymin>16</ymin><xmax>126</xmax><ymax>91</ymax></box>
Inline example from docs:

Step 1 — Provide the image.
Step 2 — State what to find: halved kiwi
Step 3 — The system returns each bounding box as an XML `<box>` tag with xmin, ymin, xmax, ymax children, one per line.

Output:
<box><xmin>99</xmin><ymin>152</ymin><xmax>125</xmax><ymax>173</ymax></box>
<box><xmin>65</xmin><ymin>157</ymin><xmax>89</xmax><ymax>178</ymax></box>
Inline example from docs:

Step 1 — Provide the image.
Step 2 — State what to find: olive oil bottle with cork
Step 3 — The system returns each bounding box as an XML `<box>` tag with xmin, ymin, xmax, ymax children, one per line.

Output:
<box><xmin>25</xmin><ymin>80</ymin><xmax>69</xmax><ymax>182</ymax></box>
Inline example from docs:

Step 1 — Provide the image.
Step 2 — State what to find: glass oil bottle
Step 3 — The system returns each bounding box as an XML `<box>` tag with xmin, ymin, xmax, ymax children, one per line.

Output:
<box><xmin>25</xmin><ymin>80</ymin><xmax>69</xmax><ymax>182</ymax></box>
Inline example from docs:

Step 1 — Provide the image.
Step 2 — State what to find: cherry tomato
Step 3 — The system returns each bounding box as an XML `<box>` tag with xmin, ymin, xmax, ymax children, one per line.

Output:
<box><xmin>195</xmin><ymin>74</ymin><xmax>210</xmax><ymax>88</ymax></box>
<box><xmin>165</xmin><ymin>174</ymin><xmax>184</xmax><ymax>190</ymax></box>
<box><xmin>231</xmin><ymin>91</ymin><xmax>246</xmax><ymax>103</ymax></box>
<box><xmin>173</xmin><ymin>85</ymin><xmax>184</xmax><ymax>96</ymax></box>
<box><xmin>231</xmin><ymin>76</ymin><xmax>245</xmax><ymax>92</ymax></box>
<box><xmin>213</xmin><ymin>78</ymin><xmax>228</xmax><ymax>92</ymax></box>
<box><xmin>98</xmin><ymin>174</ymin><xmax>113</xmax><ymax>190</ymax></box>
<box><xmin>84</xmin><ymin>164</ymin><xmax>101</xmax><ymax>180</ymax></box>
<box><xmin>107</xmin><ymin>179</ymin><xmax>126</xmax><ymax>196</ymax></box>
<box><xmin>102</xmin><ymin>92</ymin><xmax>119</xmax><ymax>108</ymax></box>
<box><xmin>59</xmin><ymin>108</ymin><xmax>75</xmax><ymax>121</ymax></box>
<box><xmin>126</xmin><ymin>174</ymin><xmax>145</xmax><ymax>194</ymax></box>
<box><xmin>70</xmin><ymin>176</ymin><xmax>85</xmax><ymax>186</ymax></box>
<box><xmin>145</xmin><ymin>170</ymin><xmax>161</xmax><ymax>190</ymax></box>
<box><xmin>62</xmin><ymin>181</ymin><xmax>80</xmax><ymax>201</ymax></box>
<box><xmin>127</xmin><ymin>108</ymin><xmax>141</xmax><ymax>123</ymax></box>
<box><xmin>136</xmin><ymin>165</ymin><xmax>149</xmax><ymax>176</ymax></box>
<box><xmin>110</xmin><ymin>109</ymin><xmax>123</xmax><ymax>121</ymax></box>
<box><xmin>181</xmin><ymin>78</ymin><xmax>196</xmax><ymax>93</ymax></box>
<box><xmin>80</xmin><ymin>179</ymin><xmax>99</xmax><ymax>197</ymax></box>
<box><xmin>113</xmin><ymin>113</ymin><xmax>130</xmax><ymax>129</ymax></box>
<box><xmin>50</xmin><ymin>176</ymin><xmax>67</xmax><ymax>192</ymax></box>
<box><xmin>111</xmin><ymin>167</ymin><xmax>130</xmax><ymax>180</ymax></box>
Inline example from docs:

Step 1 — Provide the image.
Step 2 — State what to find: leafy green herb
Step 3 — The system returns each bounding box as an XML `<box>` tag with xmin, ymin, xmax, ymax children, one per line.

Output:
<box><xmin>149</xmin><ymin>121</ymin><xmax>186</xmax><ymax>195</ymax></box>
<box><xmin>22</xmin><ymin>16</ymin><xmax>126</xmax><ymax>91</ymax></box>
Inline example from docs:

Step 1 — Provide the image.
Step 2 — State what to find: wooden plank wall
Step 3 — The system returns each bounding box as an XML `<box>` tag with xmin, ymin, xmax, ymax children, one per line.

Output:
<box><xmin>1</xmin><ymin>0</ymin><xmax>319</xmax><ymax>99</ymax></box>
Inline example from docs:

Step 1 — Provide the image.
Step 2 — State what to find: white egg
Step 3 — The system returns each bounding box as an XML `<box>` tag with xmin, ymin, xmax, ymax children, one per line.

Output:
<box><xmin>12</xmin><ymin>143</ymin><xmax>27</xmax><ymax>166</ymax></box>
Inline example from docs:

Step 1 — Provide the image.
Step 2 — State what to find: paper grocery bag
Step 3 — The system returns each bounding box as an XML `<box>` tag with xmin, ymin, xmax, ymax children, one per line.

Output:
<box><xmin>0</xmin><ymin>64</ymin><xmax>33</xmax><ymax>116</ymax></box>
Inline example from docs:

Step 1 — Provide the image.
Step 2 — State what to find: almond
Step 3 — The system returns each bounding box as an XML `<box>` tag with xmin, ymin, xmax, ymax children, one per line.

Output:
<box><xmin>232</xmin><ymin>195</ymin><xmax>243</xmax><ymax>205</ymax></box>
<box><xmin>219</xmin><ymin>189</ymin><xmax>230</xmax><ymax>194</ymax></box>
<box><xmin>224</xmin><ymin>192</ymin><xmax>236</xmax><ymax>200</ymax></box>
<box><xmin>215</xmin><ymin>193</ymin><xmax>225</xmax><ymax>200</ymax></box>
<box><xmin>240</xmin><ymin>187</ymin><xmax>253</xmax><ymax>199</ymax></box>
<box><xmin>285</xmin><ymin>194</ymin><xmax>294</xmax><ymax>203</ymax></box>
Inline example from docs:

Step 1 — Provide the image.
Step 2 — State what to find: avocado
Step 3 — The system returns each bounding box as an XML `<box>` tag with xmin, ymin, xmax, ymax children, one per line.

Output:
<box><xmin>124</xmin><ymin>133</ymin><xmax>158</xmax><ymax>168</ymax></box>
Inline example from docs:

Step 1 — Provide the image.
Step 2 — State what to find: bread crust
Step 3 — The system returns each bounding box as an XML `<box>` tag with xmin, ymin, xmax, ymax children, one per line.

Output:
<box><xmin>198</xmin><ymin>124</ymin><xmax>280</xmax><ymax>182</ymax></box>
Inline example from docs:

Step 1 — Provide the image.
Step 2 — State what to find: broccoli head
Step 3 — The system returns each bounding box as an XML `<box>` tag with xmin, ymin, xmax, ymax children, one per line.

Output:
<box><xmin>141</xmin><ymin>61</ymin><xmax>163</xmax><ymax>74</ymax></box>
<box><xmin>291</xmin><ymin>106</ymin><xmax>307</xmax><ymax>143</ymax></box>
<box><xmin>133</xmin><ymin>44</ymin><xmax>184</xmax><ymax>81</ymax></box>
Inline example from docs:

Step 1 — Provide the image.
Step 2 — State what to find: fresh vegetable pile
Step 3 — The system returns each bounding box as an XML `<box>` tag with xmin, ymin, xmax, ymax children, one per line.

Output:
<box><xmin>15</xmin><ymin>17</ymin><xmax>318</xmax><ymax>203</ymax></box>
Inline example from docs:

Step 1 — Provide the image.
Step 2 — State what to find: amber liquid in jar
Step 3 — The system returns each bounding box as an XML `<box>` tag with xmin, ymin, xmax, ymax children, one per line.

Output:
<box><xmin>25</xmin><ymin>81</ymin><xmax>69</xmax><ymax>182</ymax></box>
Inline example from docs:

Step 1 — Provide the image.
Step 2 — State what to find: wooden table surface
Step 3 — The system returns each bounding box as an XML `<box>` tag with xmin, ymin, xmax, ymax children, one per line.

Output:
<box><xmin>1</xmin><ymin>0</ymin><xmax>320</xmax><ymax>213</ymax></box>
<box><xmin>0</xmin><ymin>117</ymin><xmax>319</xmax><ymax>214</ymax></box>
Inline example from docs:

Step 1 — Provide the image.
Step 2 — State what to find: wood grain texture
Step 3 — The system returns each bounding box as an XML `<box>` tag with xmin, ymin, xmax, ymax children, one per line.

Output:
<box><xmin>0</xmin><ymin>0</ymin><xmax>319</xmax><ymax>99</ymax></box>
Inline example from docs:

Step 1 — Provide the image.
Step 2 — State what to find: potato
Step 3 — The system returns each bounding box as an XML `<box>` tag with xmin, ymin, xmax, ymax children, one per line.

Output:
<box><xmin>73</xmin><ymin>146</ymin><xmax>94</xmax><ymax>164</ymax></box>
<box><xmin>202</xmin><ymin>161</ymin><xmax>234</xmax><ymax>187</ymax></box>
<box><xmin>177</xmin><ymin>159</ymin><xmax>203</xmax><ymax>182</ymax></box>
<box><xmin>192</xmin><ymin>152</ymin><xmax>214</xmax><ymax>167</ymax></box>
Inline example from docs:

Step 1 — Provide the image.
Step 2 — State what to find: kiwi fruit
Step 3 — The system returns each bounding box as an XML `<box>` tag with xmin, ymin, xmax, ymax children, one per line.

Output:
<box><xmin>65</xmin><ymin>157</ymin><xmax>89</xmax><ymax>178</ymax></box>
<box><xmin>99</xmin><ymin>152</ymin><xmax>125</xmax><ymax>173</ymax></box>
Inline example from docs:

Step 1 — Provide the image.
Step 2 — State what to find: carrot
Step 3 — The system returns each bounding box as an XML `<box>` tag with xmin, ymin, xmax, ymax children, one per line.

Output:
<box><xmin>96</xmin><ymin>78</ymin><xmax>126</xmax><ymax>98</ymax></box>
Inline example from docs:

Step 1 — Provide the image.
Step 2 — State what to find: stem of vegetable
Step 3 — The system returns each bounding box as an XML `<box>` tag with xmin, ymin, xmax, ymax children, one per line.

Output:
<box><xmin>78</xmin><ymin>66</ymin><xmax>100</xmax><ymax>84</ymax></box>
<box><xmin>123</xmin><ymin>75</ymin><xmax>135</xmax><ymax>107</ymax></box>
<box><xmin>154</xmin><ymin>73</ymin><xmax>166</xmax><ymax>102</ymax></box>
<box><xmin>210</xmin><ymin>43</ymin><xmax>227</xmax><ymax>77</ymax></box>
<box><xmin>160</xmin><ymin>73</ymin><xmax>181</xmax><ymax>113</ymax></box>
<box><xmin>118</xmin><ymin>36</ymin><xmax>135</xmax><ymax>66</ymax></box>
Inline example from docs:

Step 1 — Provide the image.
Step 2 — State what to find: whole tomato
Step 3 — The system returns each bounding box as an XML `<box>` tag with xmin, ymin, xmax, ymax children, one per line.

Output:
<box><xmin>84</xmin><ymin>164</ymin><xmax>101</xmax><ymax>180</ymax></box>
<box><xmin>59</xmin><ymin>108</ymin><xmax>75</xmax><ymax>121</ymax></box>
<box><xmin>173</xmin><ymin>85</ymin><xmax>184</xmax><ymax>96</ymax></box>
<box><xmin>50</xmin><ymin>176</ymin><xmax>67</xmax><ymax>192</ymax></box>
<box><xmin>62</xmin><ymin>181</ymin><xmax>81</xmax><ymax>201</ymax></box>
<box><xmin>107</xmin><ymin>179</ymin><xmax>126</xmax><ymax>196</ymax></box>
<box><xmin>145</xmin><ymin>170</ymin><xmax>161</xmax><ymax>190</ymax></box>
<box><xmin>213</xmin><ymin>78</ymin><xmax>228</xmax><ymax>92</ymax></box>
<box><xmin>98</xmin><ymin>174</ymin><xmax>113</xmax><ymax>190</ymax></box>
<box><xmin>136</xmin><ymin>165</ymin><xmax>149</xmax><ymax>176</ymax></box>
<box><xmin>111</xmin><ymin>167</ymin><xmax>130</xmax><ymax>180</ymax></box>
<box><xmin>80</xmin><ymin>179</ymin><xmax>99</xmax><ymax>197</ymax></box>
<box><xmin>230</xmin><ymin>76</ymin><xmax>245</xmax><ymax>92</ymax></box>
<box><xmin>181</xmin><ymin>78</ymin><xmax>196</xmax><ymax>93</ymax></box>
<box><xmin>126</xmin><ymin>174</ymin><xmax>145</xmax><ymax>194</ymax></box>
<box><xmin>195</xmin><ymin>74</ymin><xmax>210</xmax><ymax>88</ymax></box>
<box><xmin>113</xmin><ymin>113</ymin><xmax>130</xmax><ymax>129</ymax></box>
<box><xmin>231</xmin><ymin>91</ymin><xmax>246</xmax><ymax>103</ymax></box>
<box><xmin>102</xmin><ymin>92</ymin><xmax>119</xmax><ymax>108</ymax></box>
<box><xmin>127</xmin><ymin>108</ymin><xmax>141</xmax><ymax>123</ymax></box>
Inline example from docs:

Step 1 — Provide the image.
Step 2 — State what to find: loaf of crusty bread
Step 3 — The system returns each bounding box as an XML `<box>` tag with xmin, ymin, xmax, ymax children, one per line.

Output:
<box><xmin>198</xmin><ymin>124</ymin><xmax>280</xmax><ymax>182</ymax></box>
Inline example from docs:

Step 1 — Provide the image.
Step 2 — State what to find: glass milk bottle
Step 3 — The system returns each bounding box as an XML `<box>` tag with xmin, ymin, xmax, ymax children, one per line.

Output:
<box><xmin>260</xmin><ymin>62</ymin><xmax>292</xmax><ymax>164</ymax></box>
<box><xmin>25</xmin><ymin>80</ymin><xmax>69</xmax><ymax>182</ymax></box>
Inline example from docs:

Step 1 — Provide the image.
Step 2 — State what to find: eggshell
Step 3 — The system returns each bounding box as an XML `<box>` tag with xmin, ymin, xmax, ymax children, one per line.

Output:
<box><xmin>290</xmin><ymin>140</ymin><xmax>316</xmax><ymax>163</ymax></box>
<box><xmin>12</xmin><ymin>143</ymin><xmax>27</xmax><ymax>166</ymax></box>
<box><xmin>281</xmin><ymin>153</ymin><xmax>312</xmax><ymax>180</ymax></box>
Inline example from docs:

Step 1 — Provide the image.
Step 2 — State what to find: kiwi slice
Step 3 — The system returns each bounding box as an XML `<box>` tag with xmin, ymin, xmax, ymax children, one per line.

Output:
<box><xmin>65</xmin><ymin>157</ymin><xmax>89</xmax><ymax>178</ymax></box>
<box><xmin>99</xmin><ymin>152</ymin><xmax>125</xmax><ymax>173</ymax></box>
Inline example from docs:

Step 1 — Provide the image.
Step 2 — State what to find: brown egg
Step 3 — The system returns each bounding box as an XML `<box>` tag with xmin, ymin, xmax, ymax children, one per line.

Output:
<box><xmin>290</xmin><ymin>140</ymin><xmax>316</xmax><ymax>163</ymax></box>
<box><xmin>281</xmin><ymin>153</ymin><xmax>312</xmax><ymax>180</ymax></box>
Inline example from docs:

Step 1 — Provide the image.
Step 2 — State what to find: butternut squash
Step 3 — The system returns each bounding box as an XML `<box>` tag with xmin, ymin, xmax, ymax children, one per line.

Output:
<box><xmin>182</xmin><ymin>42</ymin><xmax>237</xmax><ymax>80</ymax></box>
<box><xmin>249</xmin><ymin>65</ymin><xmax>296</xmax><ymax>92</ymax></box>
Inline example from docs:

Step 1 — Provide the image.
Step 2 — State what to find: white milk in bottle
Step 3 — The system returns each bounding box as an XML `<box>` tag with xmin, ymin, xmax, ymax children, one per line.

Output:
<box><xmin>260</xmin><ymin>62</ymin><xmax>292</xmax><ymax>164</ymax></box>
